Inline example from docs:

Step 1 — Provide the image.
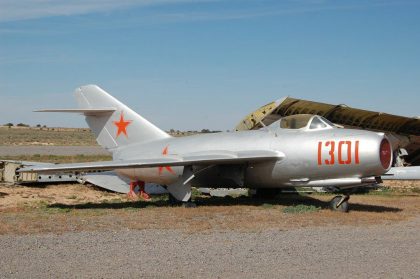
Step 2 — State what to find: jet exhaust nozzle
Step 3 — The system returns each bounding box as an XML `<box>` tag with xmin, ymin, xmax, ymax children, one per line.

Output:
<box><xmin>379</xmin><ymin>138</ymin><xmax>392</xmax><ymax>171</ymax></box>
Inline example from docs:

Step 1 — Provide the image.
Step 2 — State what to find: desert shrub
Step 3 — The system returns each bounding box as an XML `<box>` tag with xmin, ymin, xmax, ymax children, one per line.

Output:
<box><xmin>16</xmin><ymin>123</ymin><xmax>29</xmax><ymax>127</ymax></box>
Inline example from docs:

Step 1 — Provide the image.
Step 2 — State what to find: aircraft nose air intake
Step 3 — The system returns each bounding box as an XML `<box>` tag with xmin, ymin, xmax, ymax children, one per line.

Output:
<box><xmin>380</xmin><ymin>138</ymin><xmax>392</xmax><ymax>170</ymax></box>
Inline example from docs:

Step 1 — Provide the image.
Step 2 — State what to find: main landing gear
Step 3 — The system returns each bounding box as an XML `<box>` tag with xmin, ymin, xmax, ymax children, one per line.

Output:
<box><xmin>168</xmin><ymin>192</ymin><xmax>196</xmax><ymax>208</ymax></box>
<box><xmin>127</xmin><ymin>180</ymin><xmax>151</xmax><ymax>201</ymax></box>
<box><xmin>329</xmin><ymin>195</ymin><xmax>350</xmax><ymax>213</ymax></box>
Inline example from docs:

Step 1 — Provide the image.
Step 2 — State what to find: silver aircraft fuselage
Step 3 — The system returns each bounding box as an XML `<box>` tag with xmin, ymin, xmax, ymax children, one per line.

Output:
<box><xmin>21</xmin><ymin>85</ymin><xmax>396</xmax><ymax>207</ymax></box>
<box><xmin>115</xmin><ymin>120</ymin><xmax>391</xmax><ymax>189</ymax></box>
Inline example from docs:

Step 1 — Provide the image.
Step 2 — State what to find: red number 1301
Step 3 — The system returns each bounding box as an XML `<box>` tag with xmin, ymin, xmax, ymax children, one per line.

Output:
<box><xmin>318</xmin><ymin>140</ymin><xmax>360</xmax><ymax>166</ymax></box>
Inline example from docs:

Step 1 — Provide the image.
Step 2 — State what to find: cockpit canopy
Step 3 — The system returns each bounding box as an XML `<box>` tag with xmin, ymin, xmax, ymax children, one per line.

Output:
<box><xmin>278</xmin><ymin>114</ymin><xmax>335</xmax><ymax>130</ymax></box>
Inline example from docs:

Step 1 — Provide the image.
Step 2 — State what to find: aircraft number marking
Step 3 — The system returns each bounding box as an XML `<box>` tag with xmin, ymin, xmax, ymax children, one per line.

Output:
<box><xmin>318</xmin><ymin>140</ymin><xmax>360</xmax><ymax>166</ymax></box>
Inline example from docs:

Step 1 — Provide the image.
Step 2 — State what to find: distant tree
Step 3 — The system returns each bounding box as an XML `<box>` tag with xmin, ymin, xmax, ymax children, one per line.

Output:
<box><xmin>201</xmin><ymin>129</ymin><xmax>211</xmax><ymax>133</ymax></box>
<box><xmin>36</xmin><ymin>124</ymin><xmax>42</xmax><ymax>128</ymax></box>
<box><xmin>169</xmin><ymin>129</ymin><xmax>175</xmax><ymax>133</ymax></box>
<box><xmin>16</xmin><ymin>123</ymin><xmax>30</xmax><ymax>127</ymax></box>
<box><xmin>4</xmin><ymin>123</ymin><xmax>13</xmax><ymax>127</ymax></box>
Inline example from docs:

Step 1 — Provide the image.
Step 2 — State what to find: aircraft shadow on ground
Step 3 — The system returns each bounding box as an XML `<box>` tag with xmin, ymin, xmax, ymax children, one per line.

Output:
<box><xmin>198</xmin><ymin>195</ymin><xmax>402</xmax><ymax>213</ymax></box>
<box><xmin>22</xmin><ymin>182</ymin><xmax>74</xmax><ymax>189</ymax></box>
<box><xmin>48</xmin><ymin>194</ymin><xmax>402</xmax><ymax>213</ymax></box>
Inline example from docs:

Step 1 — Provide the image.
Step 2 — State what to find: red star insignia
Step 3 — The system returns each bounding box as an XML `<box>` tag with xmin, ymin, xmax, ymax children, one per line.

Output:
<box><xmin>159</xmin><ymin>146</ymin><xmax>175</xmax><ymax>175</ymax></box>
<box><xmin>113</xmin><ymin>112</ymin><xmax>132</xmax><ymax>138</ymax></box>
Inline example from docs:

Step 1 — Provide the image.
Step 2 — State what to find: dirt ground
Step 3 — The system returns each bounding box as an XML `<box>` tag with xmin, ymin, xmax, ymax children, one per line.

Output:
<box><xmin>0</xmin><ymin>183</ymin><xmax>120</xmax><ymax>210</ymax></box>
<box><xmin>0</xmin><ymin>183</ymin><xmax>419</xmax><ymax>235</ymax></box>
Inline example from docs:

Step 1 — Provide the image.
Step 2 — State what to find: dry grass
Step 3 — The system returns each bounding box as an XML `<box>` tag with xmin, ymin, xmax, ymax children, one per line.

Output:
<box><xmin>0</xmin><ymin>183</ymin><xmax>419</xmax><ymax>235</ymax></box>
<box><xmin>0</xmin><ymin>126</ymin><xmax>198</xmax><ymax>146</ymax></box>
<box><xmin>0</xmin><ymin>126</ymin><xmax>98</xmax><ymax>146</ymax></box>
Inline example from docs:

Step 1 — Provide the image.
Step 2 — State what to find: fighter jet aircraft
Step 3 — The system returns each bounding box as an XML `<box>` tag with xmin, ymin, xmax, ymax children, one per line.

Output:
<box><xmin>19</xmin><ymin>85</ymin><xmax>393</xmax><ymax>212</ymax></box>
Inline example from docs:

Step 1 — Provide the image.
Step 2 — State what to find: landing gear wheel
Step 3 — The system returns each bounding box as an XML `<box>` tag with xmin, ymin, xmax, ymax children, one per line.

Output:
<box><xmin>330</xmin><ymin>195</ymin><xmax>350</xmax><ymax>213</ymax></box>
<box><xmin>168</xmin><ymin>193</ymin><xmax>179</xmax><ymax>206</ymax></box>
<box><xmin>168</xmin><ymin>193</ymin><xmax>196</xmax><ymax>208</ymax></box>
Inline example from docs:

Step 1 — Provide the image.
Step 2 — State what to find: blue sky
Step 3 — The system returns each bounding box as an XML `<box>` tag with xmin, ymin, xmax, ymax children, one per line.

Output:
<box><xmin>0</xmin><ymin>0</ymin><xmax>419</xmax><ymax>131</ymax></box>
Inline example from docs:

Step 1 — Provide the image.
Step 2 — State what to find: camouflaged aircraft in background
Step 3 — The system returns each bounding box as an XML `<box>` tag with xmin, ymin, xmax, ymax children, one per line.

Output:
<box><xmin>20</xmin><ymin>85</ymin><xmax>393</xmax><ymax>212</ymax></box>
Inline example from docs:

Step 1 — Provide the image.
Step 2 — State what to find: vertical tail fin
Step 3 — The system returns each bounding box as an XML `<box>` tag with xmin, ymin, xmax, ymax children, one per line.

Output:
<box><xmin>74</xmin><ymin>85</ymin><xmax>170</xmax><ymax>151</ymax></box>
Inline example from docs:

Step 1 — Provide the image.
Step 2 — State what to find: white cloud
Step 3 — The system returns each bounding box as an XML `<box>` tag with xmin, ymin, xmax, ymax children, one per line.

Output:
<box><xmin>0</xmin><ymin>0</ymin><xmax>206</xmax><ymax>22</ymax></box>
<box><xmin>145</xmin><ymin>1</ymin><xmax>410</xmax><ymax>24</ymax></box>
<box><xmin>0</xmin><ymin>0</ymin><xmax>414</xmax><ymax>24</ymax></box>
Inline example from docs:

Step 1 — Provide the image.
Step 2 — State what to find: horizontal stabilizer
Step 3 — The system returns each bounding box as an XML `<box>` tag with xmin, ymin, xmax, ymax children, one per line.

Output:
<box><xmin>35</xmin><ymin>108</ymin><xmax>116</xmax><ymax>116</ymax></box>
<box><xmin>18</xmin><ymin>150</ymin><xmax>284</xmax><ymax>173</ymax></box>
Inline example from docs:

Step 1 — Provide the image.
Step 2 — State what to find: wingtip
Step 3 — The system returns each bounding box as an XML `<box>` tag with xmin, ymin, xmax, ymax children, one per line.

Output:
<box><xmin>78</xmin><ymin>84</ymin><xmax>102</xmax><ymax>91</ymax></box>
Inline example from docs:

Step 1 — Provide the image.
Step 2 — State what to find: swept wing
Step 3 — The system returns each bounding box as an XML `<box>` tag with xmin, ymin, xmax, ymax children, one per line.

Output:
<box><xmin>18</xmin><ymin>150</ymin><xmax>284</xmax><ymax>173</ymax></box>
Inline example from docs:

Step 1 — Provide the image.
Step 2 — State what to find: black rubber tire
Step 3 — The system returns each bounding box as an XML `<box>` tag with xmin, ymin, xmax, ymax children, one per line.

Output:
<box><xmin>168</xmin><ymin>194</ymin><xmax>196</xmax><ymax>208</ymax></box>
<box><xmin>330</xmin><ymin>196</ymin><xmax>349</xmax><ymax>213</ymax></box>
<box><xmin>168</xmin><ymin>193</ymin><xmax>180</xmax><ymax>206</ymax></box>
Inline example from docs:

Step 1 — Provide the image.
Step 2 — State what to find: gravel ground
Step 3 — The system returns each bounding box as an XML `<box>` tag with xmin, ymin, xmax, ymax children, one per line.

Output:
<box><xmin>0</xmin><ymin>146</ymin><xmax>109</xmax><ymax>156</ymax></box>
<box><xmin>0</xmin><ymin>216</ymin><xmax>419</xmax><ymax>279</ymax></box>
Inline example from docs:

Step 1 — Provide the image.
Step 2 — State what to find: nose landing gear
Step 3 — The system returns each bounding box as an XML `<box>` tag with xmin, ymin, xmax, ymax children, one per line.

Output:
<box><xmin>330</xmin><ymin>195</ymin><xmax>350</xmax><ymax>212</ymax></box>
